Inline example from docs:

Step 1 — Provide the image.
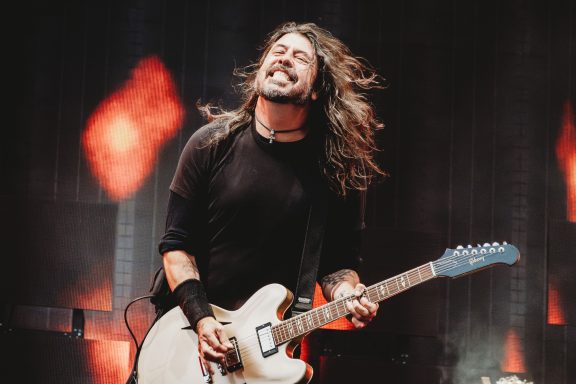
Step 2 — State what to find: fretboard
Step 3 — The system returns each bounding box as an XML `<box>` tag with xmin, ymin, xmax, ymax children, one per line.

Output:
<box><xmin>272</xmin><ymin>262</ymin><xmax>436</xmax><ymax>345</ymax></box>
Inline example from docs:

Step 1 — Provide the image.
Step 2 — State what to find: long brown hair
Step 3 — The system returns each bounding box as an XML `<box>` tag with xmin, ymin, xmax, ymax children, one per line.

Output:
<box><xmin>200</xmin><ymin>21</ymin><xmax>387</xmax><ymax>196</ymax></box>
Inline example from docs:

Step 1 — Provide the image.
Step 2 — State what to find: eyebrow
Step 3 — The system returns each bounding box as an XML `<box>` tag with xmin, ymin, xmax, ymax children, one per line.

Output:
<box><xmin>272</xmin><ymin>43</ymin><xmax>314</xmax><ymax>61</ymax></box>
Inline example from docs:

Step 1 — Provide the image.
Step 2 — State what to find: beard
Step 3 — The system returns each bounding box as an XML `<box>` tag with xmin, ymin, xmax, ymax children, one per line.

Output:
<box><xmin>259</xmin><ymin>85</ymin><xmax>314</xmax><ymax>105</ymax></box>
<box><xmin>256</xmin><ymin>64</ymin><xmax>315</xmax><ymax>105</ymax></box>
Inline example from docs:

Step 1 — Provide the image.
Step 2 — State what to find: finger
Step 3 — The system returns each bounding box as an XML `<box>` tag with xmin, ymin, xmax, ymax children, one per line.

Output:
<box><xmin>204</xmin><ymin>330</ymin><xmax>226</xmax><ymax>351</ymax></box>
<box><xmin>200</xmin><ymin>340</ymin><xmax>226</xmax><ymax>363</ymax></box>
<box><xmin>359</xmin><ymin>297</ymin><xmax>379</xmax><ymax>314</ymax></box>
<box><xmin>345</xmin><ymin>299</ymin><xmax>358</xmax><ymax>318</ymax></box>
<box><xmin>352</xmin><ymin>299</ymin><xmax>371</xmax><ymax>317</ymax></box>
<box><xmin>198</xmin><ymin>348</ymin><xmax>215</xmax><ymax>376</ymax></box>
<box><xmin>353</xmin><ymin>284</ymin><xmax>367</xmax><ymax>297</ymax></box>
<box><xmin>351</xmin><ymin>316</ymin><xmax>367</xmax><ymax>329</ymax></box>
<box><xmin>345</xmin><ymin>299</ymin><xmax>366</xmax><ymax>321</ymax></box>
<box><xmin>216</xmin><ymin>328</ymin><xmax>234</xmax><ymax>350</ymax></box>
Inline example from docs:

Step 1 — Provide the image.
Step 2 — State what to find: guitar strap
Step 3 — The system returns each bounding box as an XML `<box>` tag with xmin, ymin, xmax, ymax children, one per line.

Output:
<box><xmin>291</xmin><ymin>198</ymin><xmax>327</xmax><ymax>317</ymax></box>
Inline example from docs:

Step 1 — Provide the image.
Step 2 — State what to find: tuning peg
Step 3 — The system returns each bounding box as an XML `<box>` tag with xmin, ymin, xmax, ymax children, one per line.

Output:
<box><xmin>492</xmin><ymin>242</ymin><xmax>499</xmax><ymax>246</ymax></box>
<box><xmin>477</xmin><ymin>244</ymin><xmax>483</xmax><ymax>248</ymax></box>
<box><xmin>483</xmin><ymin>243</ymin><xmax>491</xmax><ymax>247</ymax></box>
<box><xmin>467</xmin><ymin>245</ymin><xmax>472</xmax><ymax>248</ymax></box>
<box><xmin>503</xmin><ymin>241</ymin><xmax>508</xmax><ymax>245</ymax></box>
<box><xmin>456</xmin><ymin>245</ymin><xmax>464</xmax><ymax>249</ymax></box>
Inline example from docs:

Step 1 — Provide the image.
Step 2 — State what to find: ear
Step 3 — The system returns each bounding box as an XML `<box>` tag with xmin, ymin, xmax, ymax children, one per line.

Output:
<box><xmin>311</xmin><ymin>90</ymin><xmax>318</xmax><ymax>101</ymax></box>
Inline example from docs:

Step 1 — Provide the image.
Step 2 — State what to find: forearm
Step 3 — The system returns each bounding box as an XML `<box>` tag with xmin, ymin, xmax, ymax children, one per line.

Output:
<box><xmin>320</xmin><ymin>268</ymin><xmax>360</xmax><ymax>301</ymax></box>
<box><xmin>162</xmin><ymin>249</ymin><xmax>201</xmax><ymax>291</ymax></box>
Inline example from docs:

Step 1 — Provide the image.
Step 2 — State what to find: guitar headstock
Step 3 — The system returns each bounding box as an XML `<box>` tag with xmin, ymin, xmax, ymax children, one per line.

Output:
<box><xmin>433</xmin><ymin>242</ymin><xmax>520</xmax><ymax>278</ymax></box>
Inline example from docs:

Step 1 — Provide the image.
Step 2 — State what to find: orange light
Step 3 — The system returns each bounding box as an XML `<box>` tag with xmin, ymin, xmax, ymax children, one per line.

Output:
<box><xmin>69</xmin><ymin>278</ymin><xmax>112</xmax><ymax>311</ymax></box>
<box><xmin>501</xmin><ymin>328</ymin><xmax>526</xmax><ymax>373</ymax></box>
<box><xmin>82</xmin><ymin>56</ymin><xmax>185</xmax><ymax>201</ymax></box>
<box><xmin>547</xmin><ymin>280</ymin><xmax>566</xmax><ymax>325</ymax></box>
<box><xmin>85</xmin><ymin>339</ymin><xmax>131</xmax><ymax>383</ymax></box>
<box><xmin>556</xmin><ymin>100</ymin><xmax>576</xmax><ymax>222</ymax></box>
<box><xmin>312</xmin><ymin>283</ymin><xmax>354</xmax><ymax>330</ymax></box>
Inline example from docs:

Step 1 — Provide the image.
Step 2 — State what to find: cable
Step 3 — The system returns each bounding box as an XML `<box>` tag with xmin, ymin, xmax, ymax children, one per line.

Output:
<box><xmin>123</xmin><ymin>294</ymin><xmax>156</xmax><ymax>351</ymax></box>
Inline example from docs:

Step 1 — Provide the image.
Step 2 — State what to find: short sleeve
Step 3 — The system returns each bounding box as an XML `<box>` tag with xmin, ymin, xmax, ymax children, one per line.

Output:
<box><xmin>169</xmin><ymin>128</ymin><xmax>211</xmax><ymax>200</ymax></box>
<box><xmin>158</xmin><ymin>125</ymin><xmax>216</xmax><ymax>259</ymax></box>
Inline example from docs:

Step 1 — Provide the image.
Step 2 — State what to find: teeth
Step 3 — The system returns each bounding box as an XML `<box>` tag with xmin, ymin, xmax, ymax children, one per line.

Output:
<box><xmin>272</xmin><ymin>71</ymin><xmax>290</xmax><ymax>81</ymax></box>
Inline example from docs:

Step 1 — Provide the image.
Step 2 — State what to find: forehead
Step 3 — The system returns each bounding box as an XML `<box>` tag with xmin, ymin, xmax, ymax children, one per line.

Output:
<box><xmin>270</xmin><ymin>33</ymin><xmax>315</xmax><ymax>56</ymax></box>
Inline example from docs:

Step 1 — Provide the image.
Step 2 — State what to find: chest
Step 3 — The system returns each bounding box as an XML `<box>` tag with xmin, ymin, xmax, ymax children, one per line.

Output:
<box><xmin>207</xmin><ymin>138</ymin><xmax>320</xmax><ymax>222</ymax></box>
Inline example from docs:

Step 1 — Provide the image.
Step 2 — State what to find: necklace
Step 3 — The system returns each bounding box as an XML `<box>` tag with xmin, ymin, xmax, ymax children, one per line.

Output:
<box><xmin>255</xmin><ymin>114</ymin><xmax>303</xmax><ymax>143</ymax></box>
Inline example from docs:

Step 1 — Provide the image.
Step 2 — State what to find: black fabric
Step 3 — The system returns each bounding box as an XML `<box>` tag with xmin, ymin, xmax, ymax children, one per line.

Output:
<box><xmin>292</xmin><ymin>202</ymin><xmax>327</xmax><ymax>317</ymax></box>
<box><xmin>148</xmin><ymin>266</ymin><xmax>177</xmax><ymax>316</ymax></box>
<box><xmin>159</xmin><ymin>119</ymin><xmax>364</xmax><ymax>310</ymax></box>
<box><xmin>172</xmin><ymin>279</ymin><xmax>215</xmax><ymax>330</ymax></box>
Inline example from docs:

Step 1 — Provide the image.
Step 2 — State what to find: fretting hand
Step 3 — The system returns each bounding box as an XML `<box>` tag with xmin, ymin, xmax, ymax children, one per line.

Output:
<box><xmin>334</xmin><ymin>283</ymin><xmax>379</xmax><ymax>328</ymax></box>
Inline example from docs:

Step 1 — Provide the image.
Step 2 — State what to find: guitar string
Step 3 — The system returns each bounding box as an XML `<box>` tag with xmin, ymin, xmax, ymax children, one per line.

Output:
<box><xmin>221</xmin><ymin>265</ymin><xmax>439</xmax><ymax>359</ymax></box>
<box><xmin>249</xmin><ymin>248</ymin><xmax>510</xmax><ymax>349</ymax></box>
<box><xmin>274</xmin><ymin>247</ymin><xmax>501</xmax><ymax>336</ymax></box>
<box><xmin>214</xmin><ymin>247</ymin><xmax>514</xmax><ymax>363</ymax></box>
<box><xmin>232</xmin><ymin>248</ymin><xmax>510</xmax><ymax>358</ymax></box>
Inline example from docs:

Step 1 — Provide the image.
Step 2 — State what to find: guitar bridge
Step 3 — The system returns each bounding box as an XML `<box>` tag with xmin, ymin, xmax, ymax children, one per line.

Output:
<box><xmin>225</xmin><ymin>337</ymin><xmax>243</xmax><ymax>372</ymax></box>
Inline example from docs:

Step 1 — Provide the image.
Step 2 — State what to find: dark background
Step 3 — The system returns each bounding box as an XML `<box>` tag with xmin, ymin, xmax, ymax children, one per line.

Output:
<box><xmin>1</xmin><ymin>0</ymin><xmax>575</xmax><ymax>383</ymax></box>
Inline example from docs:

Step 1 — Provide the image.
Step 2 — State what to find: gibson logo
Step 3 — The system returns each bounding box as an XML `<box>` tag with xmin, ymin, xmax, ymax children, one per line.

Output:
<box><xmin>469</xmin><ymin>255</ymin><xmax>486</xmax><ymax>265</ymax></box>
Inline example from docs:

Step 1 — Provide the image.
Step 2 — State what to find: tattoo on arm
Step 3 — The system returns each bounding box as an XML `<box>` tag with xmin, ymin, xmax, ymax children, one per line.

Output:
<box><xmin>321</xmin><ymin>269</ymin><xmax>356</xmax><ymax>286</ymax></box>
<box><xmin>320</xmin><ymin>269</ymin><xmax>359</xmax><ymax>300</ymax></box>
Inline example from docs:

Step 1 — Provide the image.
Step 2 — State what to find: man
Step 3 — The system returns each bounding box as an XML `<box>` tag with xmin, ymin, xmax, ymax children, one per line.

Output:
<box><xmin>158</xmin><ymin>21</ymin><xmax>385</xmax><ymax>374</ymax></box>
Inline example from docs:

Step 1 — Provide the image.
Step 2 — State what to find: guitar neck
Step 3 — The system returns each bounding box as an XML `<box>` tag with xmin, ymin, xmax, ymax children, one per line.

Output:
<box><xmin>272</xmin><ymin>262</ymin><xmax>437</xmax><ymax>345</ymax></box>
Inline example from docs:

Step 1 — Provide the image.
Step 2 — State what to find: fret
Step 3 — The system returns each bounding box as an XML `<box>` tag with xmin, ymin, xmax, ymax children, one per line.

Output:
<box><xmin>387</xmin><ymin>280</ymin><xmax>396</xmax><ymax>295</ymax></box>
<box><xmin>323</xmin><ymin>306</ymin><xmax>332</xmax><ymax>322</ymax></box>
<box><xmin>305</xmin><ymin>312</ymin><xmax>312</xmax><ymax>330</ymax></box>
<box><xmin>288</xmin><ymin>323</ymin><xmax>295</xmax><ymax>337</ymax></box>
<box><xmin>339</xmin><ymin>299</ymin><xmax>348</xmax><ymax>317</ymax></box>
<box><xmin>317</xmin><ymin>307</ymin><xmax>324</xmax><ymax>326</ymax></box>
<box><xmin>272</xmin><ymin>261</ymin><xmax>443</xmax><ymax>346</ymax></box>
<box><xmin>313</xmin><ymin>308</ymin><xmax>320</xmax><ymax>328</ymax></box>
<box><xmin>377</xmin><ymin>283</ymin><xmax>385</xmax><ymax>299</ymax></box>
<box><xmin>295</xmin><ymin>318</ymin><xmax>303</xmax><ymax>333</ymax></box>
<box><xmin>407</xmin><ymin>270</ymin><xmax>418</xmax><ymax>286</ymax></box>
<box><xmin>399</xmin><ymin>273</ymin><xmax>409</xmax><ymax>290</ymax></box>
<box><xmin>367</xmin><ymin>289</ymin><xmax>377</xmax><ymax>303</ymax></box>
<box><xmin>429</xmin><ymin>261</ymin><xmax>436</xmax><ymax>277</ymax></box>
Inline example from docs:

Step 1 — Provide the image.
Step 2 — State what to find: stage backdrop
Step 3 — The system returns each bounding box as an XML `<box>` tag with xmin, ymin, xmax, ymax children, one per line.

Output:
<box><xmin>2</xmin><ymin>0</ymin><xmax>575</xmax><ymax>383</ymax></box>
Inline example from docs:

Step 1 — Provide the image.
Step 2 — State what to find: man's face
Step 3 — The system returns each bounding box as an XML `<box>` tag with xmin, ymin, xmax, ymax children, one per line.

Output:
<box><xmin>255</xmin><ymin>33</ymin><xmax>318</xmax><ymax>105</ymax></box>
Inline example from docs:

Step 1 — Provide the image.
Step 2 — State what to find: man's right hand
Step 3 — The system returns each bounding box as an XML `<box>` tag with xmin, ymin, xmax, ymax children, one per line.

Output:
<box><xmin>196</xmin><ymin>316</ymin><xmax>234</xmax><ymax>374</ymax></box>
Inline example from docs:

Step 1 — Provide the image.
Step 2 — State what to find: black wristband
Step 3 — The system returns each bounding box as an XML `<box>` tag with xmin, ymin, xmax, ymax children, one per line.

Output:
<box><xmin>172</xmin><ymin>279</ymin><xmax>215</xmax><ymax>331</ymax></box>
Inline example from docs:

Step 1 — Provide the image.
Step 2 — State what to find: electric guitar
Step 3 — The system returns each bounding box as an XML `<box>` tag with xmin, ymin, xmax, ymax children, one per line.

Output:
<box><xmin>136</xmin><ymin>242</ymin><xmax>520</xmax><ymax>384</ymax></box>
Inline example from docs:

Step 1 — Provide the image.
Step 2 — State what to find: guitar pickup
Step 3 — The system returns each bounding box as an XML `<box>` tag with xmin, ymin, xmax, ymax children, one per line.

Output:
<box><xmin>225</xmin><ymin>337</ymin><xmax>243</xmax><ymax>372</ymax></box>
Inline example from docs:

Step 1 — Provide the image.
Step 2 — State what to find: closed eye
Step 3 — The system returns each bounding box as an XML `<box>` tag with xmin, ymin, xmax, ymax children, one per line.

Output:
<box><xmin>295</xmin><ymin>56</ymin><xmax>310</xmax><ymax>64</ymax></box>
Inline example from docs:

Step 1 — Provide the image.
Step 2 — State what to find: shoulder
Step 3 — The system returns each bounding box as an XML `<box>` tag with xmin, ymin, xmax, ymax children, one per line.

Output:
<box><xmin>186</xmin><ymin>118</ymin><xmax>231</xmax><ymax>148</ymax></box>
<box><xmin>179</xmin><ymin>117</ymin><xmax>250</xmax><ymax>168</ymax></box>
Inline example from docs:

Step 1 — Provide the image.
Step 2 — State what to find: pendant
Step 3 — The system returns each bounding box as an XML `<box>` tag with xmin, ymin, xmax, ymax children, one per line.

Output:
<box><xmin>268</xmin><ymin>129</ymin><xmax>276</xmax><ymax>143</ymax></box>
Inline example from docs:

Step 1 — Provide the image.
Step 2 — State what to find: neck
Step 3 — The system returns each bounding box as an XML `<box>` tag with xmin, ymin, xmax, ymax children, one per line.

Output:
<box><xmin>254</xmin><ymin>97</ymin><xmax>311</xmax><ymax>142</ymax></box>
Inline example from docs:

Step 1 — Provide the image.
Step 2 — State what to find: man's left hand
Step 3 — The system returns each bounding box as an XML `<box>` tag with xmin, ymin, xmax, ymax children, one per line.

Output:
<box><xmin>338</xmin><ymin>283</ymin><xmax>379</xmax><ymax>328</ymax></box>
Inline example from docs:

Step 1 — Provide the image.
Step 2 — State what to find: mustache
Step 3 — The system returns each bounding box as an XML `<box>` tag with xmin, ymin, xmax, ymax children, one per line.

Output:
<box><xmin>266</xmin><ymin>64</ymin><xmax>298</xmax><ymax>82</ymax></box>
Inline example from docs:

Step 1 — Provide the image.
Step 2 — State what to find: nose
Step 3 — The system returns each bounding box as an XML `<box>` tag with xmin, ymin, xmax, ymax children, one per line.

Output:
<box><xmin>275</xmin><ymin>51</ymin><xmax>294</xmax><ymax>67</ymax></box>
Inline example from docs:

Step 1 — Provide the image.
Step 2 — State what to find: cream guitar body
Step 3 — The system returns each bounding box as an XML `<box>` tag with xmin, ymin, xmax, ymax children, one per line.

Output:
<box><xmin>137</xmin><ymin>283</ymin><xmax>311</xmax><ymax>384</ymax></box>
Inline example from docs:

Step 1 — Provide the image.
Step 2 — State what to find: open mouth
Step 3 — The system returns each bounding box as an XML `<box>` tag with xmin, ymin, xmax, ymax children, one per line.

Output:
<box><xmin>271</xmin><ymin>71</ymin><xmax>291</xmax><ymax>81</ymax></box>
<box><xmin>267</xmin><ymin>66</ymin><xmax>296</xmax><ymax>82</ymax></box>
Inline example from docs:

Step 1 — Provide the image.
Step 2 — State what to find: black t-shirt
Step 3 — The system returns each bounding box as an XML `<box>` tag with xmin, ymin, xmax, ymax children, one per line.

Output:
<box><xmin>159</xmin><ymin>118</ymin><xmax>364</xmax><ymax>309</ymax></box>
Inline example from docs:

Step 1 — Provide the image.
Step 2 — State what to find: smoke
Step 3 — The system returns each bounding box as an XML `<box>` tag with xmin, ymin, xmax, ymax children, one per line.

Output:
<box><xmin>445</xmin><ymin>319</ymin><xmax>503</xmax><ymax>384</ymax></box>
